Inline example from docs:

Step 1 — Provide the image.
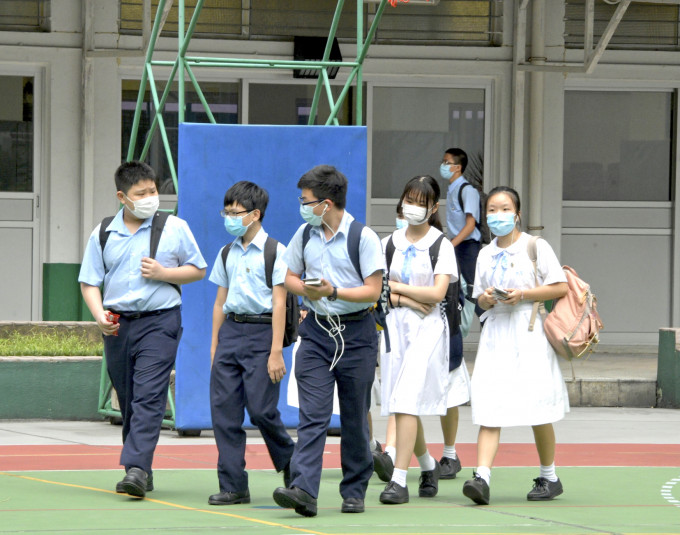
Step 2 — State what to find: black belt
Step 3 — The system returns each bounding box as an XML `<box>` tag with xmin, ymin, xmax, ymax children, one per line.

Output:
<box><xmin>227</xmin><ymin>312</ymin><xmax>273</xmax><ymax>324</ymax></box>
<box><xmin>460</xmin><ymin>239</ymin><xmax>480</xmax><ymax>244</ymax></box>
<box><xmin>315</xmin><ymin>308</ymin><xmax>371</xmax><ymax>323</ymax></box>
<box><xmin>110</xmin><ymin>305</ymin><xmax>180</xmax><ymax>320</ymax></box>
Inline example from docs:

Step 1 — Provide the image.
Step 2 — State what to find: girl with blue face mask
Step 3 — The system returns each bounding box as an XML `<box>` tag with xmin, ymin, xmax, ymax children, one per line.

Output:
<box><xmin>462</xmin><ymin>186</ymin><xmax>570</xmax><ymax>507</ymax></box>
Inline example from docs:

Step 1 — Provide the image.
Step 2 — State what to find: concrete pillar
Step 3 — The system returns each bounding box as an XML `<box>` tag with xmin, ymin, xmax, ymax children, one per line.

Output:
<box><xmin>657</xmin><ymin>328</ymin><xmax>680</xmax><ymax>408</ymax></box>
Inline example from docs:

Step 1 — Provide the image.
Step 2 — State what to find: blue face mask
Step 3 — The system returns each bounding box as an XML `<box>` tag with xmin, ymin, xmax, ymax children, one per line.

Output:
<box><xmin>440</xmin><ymin>162</ymin><xmax>454</xmax><ymax>181</ymax></box>
<box><xmin>487</xmin><ymin>212</ymin><xmax>517</xmax><ymax>237</ymax></box>
<box><xmin>395</xmin><ymin>218</ymin><xmax>408</xmax><ymax>230</ymax></box>
<box><xmin>299</xmin><ymin>202</ymin><xmax>327</xmax><ymax>226</ymax></box>
<box><xmin>224</xmin><ymin>212</ymin><xmax>253</xmax><ymax>237</ymax></box>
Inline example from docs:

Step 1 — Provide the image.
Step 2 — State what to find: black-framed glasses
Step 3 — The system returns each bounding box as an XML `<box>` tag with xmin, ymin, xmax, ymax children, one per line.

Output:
<box><xmin>298</xmin><ymin>197</ymin><xmax>324</xmax><ymax>206</ymax></box>
<box><xmin>220</xmin><ymin>209</ymin><xmax>249</xmax><ymax>218</ymax></box>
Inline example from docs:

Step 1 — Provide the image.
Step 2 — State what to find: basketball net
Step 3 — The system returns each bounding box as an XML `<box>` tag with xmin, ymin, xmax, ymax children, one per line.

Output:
<box><xmin>387</xmin><ymin>0</ymin><xmax>433</xmax><ymax>5</ymax></box>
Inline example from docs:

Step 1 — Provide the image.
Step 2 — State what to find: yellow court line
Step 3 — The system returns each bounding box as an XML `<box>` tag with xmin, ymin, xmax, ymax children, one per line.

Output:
<box><xmin>0</xmin><ymin>471</ymin><xmax>327</xmax><ymax>535</ymax></box>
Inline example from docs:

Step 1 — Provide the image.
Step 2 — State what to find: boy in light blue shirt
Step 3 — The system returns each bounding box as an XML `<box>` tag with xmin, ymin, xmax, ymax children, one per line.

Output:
<box><xmin>79</xmin><ymin>161</ymin><xmax>206</xmax><ymax>498</ymax></box>
<box><xmin>208</xmin><ymin>181</ymin><xmax>295</xmax><ymax>506</ymax></box>
<box><xmin>273</xmin><ymin>165</ymin><xmax>383</xmax><ymax>517</ymax></box>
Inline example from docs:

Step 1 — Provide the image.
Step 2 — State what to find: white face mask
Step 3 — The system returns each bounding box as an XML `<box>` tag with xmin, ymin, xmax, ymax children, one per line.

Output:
<box><xmin>401</xmin><ymin>203</ymin><xmax>429</xmax><ymax>226</ymax></box>
<box><xmin>125</xmin><ymin>194</ymin><xmax>159</xmax><ymax>220</ymax></box>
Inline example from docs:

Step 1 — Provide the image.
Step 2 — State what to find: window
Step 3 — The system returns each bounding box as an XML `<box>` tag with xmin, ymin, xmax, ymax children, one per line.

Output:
<box><xmin>120</xmin><ymin>0</ymin><xmax>501</xmax><ymax>45</ymax></box>
<box><xmin>0</xmin><ymin>77</ymin><xmax>33</xmax><ymax>192</ymax></box>
<box><xmin>0</xmin><ymin>0</ymin><xmax>48</xmax><ymax>32</ymax></box>
<box><xmin>565</xmin><ymin>0</ymin><xmax>680</xmax><ymax>49</ymax></box>
<box><xmin>122</xmin><ymin>80</ymin><xmax>239</xmax><ymax>194</ymax></box>
<box><xmin>563</xmin><ymin>90</ymin><xmax>672</xmax><ymax>201</ymax></box>
<box><xmin>371</xmin><ymin>87</ymin><xmax>485</xmax><ymax>198</ymax></box>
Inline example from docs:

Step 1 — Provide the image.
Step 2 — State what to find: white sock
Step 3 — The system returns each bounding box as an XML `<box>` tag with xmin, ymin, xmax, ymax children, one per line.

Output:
<box><xmin>540</xmin><ymin>463</ymin><xmax>558</xmax><ymax>482</ymax></box>
<box><xmin>417</xmin><ymin>452</ymin><xmax>436</xmax><ymax>472</ymax></box>
<box><xmin>442</xmin><ymin>445</ymin><xmax>457</xmax><ymax>460</ymax></box>
<box><xmin>391</xmin><ymin>468</ymin><xmax>408</xmax><ymax>488</ymax></box>
<box><xmin>385</xmin><ymin>445</ymin><xmax>396</xmax><ymax>463</ymax></box>
<box><xmin>476</xmin><ymin>465</ymin><xmax>491</xmax><ymax>484</ymax></box>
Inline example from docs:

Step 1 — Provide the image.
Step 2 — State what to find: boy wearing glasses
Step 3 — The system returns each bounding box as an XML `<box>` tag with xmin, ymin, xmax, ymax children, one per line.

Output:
<box><xmin>208</xmin><ymin>181</ymin><xmax>295</xmax><ymax>506</ymax></box>
<box><xmin>272</xmin><ymin>165</ymin><xmax>383</xmax><ymax>516</ymax></box>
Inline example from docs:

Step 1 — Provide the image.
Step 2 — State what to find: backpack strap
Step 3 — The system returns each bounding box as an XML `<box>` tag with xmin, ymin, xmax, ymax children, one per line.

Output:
<box><xmin>428</xmin><ymin>234</ymin><xmax>445</xmax><ymax>271</ymax></box>
<box><xmin>263</xmin><ymin>236</ymin><xmax>278</xmax><ymax>289</ymax></box>
<box><xmin>527</xmin><ymin>235</ymin><xmax>546</xmax><ymax>331</ymax></box>
<box><xmin>99</xmin><ymin>216</ymin><xmax>116</xmax><ymax>271</ymax></box>
<box><xmin>346</xmin><ymin>219</ymin><xmax>365</xmax><ymax>280</ymax></box>
<box><xmin>385</xmin><ymin>235</ymin><xmax>396</xmax><ymax>275</ymax></box>
<box><xmin>221</xmin><ymin>242</ymin><xmax>235</xmax><ymax>274</ymax></box>
<box><xmin>458</xmin><ymin>181</ymin><xmax>483</xmax><ymax>233</ymax></box>
<box><xmin>149</xmin><ymin>211</ymin><xmax>180</xmax><ymax>295</ymax></box>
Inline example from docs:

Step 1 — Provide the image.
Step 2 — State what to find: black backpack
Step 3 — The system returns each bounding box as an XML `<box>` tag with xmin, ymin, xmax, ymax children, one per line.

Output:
<box><xmin>458</xmin><ymin>181</ymin><xmax>491</xmax><ymax>245</ymax></box>
<box><xmin>301</xmin><ymin>220</ymin><xmax>391</xmax><ymax>352</ymax></box>
<box><xmin>384</xmin><ymin>233</ymin><xmax>463</xmax><ymax>339</ymax></box>
<box><xmin>99</xmin><ymin>210</ymin><xmax>181</xmax><ymax>295</ymax></box>
<box><xmin>221</xmin><ymin>237</ymin><xmax>299</xmax><ymax>347</ymax></box>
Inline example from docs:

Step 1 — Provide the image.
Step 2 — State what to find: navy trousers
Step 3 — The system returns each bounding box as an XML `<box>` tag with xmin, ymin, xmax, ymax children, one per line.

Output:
<box><xmin>210</xmin><ymin>319</ymin><xmax>294</xmax><ymax>493</ymax></box>
<box><xmin>289</xmin><ymin>313</ymin><xmax>378</xmax><ymax>500</ymax></box>
<box><xmin>455</xmin><ymin>239</ymin><xmax>484</xmax><ymax>317</ymax></box>
<box><xmin>103</xmin><ymin>307</ymin><xmax>182</xmax><ymax>475</ymax></box>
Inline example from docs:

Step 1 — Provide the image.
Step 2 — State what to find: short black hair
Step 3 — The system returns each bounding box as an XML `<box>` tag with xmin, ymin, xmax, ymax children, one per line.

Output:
<box><xmin>444</xmin><ymin>148</ymin><xmax>468</xmax><ymax>173</ymax></box>
<box><xmin>114</xmin><ymin>161</ymin><xmax>159</xmax><ymax>194</ymax></box>
<box><xmin>223</xmin><ymin>181</ymin><xmax>269</xmax><ymax>222</ymax></box>
<box><xmin>297</xmin><ymin>165</ymin><xmax>347</xmax><ymax>210</ymax></box>
<box><xmin>397</xmin><ymin>175</ymin><xmax>443</xmax><ymax>231</ymax></box>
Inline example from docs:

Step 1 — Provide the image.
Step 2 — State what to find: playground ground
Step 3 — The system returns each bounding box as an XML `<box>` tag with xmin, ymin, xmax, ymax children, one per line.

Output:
<box><xmin>1</xmin><ymin>406</ymin><xmax>679</xmax><ymax>534</ymax></box>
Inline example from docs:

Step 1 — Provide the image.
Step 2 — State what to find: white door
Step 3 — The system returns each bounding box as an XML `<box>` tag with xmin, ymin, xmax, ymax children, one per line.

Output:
<box><xmin>0</xmin><ymin>71</ymin><xmax>41</xmax><ymax>320</ymax></box>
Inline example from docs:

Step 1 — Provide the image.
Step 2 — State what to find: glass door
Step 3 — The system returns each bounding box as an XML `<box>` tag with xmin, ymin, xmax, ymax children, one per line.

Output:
<box><xmin>0</xmin><ymin>73</ymin><xmax>39</xmax><ymax>320</ymax></box>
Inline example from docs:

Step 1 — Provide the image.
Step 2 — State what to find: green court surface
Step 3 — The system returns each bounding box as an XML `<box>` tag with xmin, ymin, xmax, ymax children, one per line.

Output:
<box><xmin>1</xmin><ymin>467</ymin><xmax>678</xmax><ymax>534</ymax></box>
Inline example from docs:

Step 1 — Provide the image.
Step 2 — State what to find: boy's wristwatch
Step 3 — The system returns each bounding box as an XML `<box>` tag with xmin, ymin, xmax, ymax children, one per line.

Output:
<box><xmin>328</xmin><ymin>287</ymin><xmax>338</xmax><ymax>301</ymax></box>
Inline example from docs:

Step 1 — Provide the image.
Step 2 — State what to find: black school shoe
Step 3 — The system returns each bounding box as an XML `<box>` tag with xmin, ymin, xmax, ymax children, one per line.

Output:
<box><xmin>418</xmin><ymin>460</ymin><xmax>441</xmax><ymax>497</ymax></box>
<box><xmin>527</xmin><ymin>477</ymin><xmax>563</xmax><ymax>501</ymax></box>
<box><xmin>379</xmin><ymin>481</ymin><xmax>409</xmax><ymax>504</ymax></box>
<box><xmin>341</xmin><ymin>497</ymin><xmax>365</xmax><ymax>513</ymax></box>
<box><xmin>439</xmin><ymin>456</ymin><xmax>462</xmax><ymax>479</ymax></box>
<box><xmin>462</xmin><ymin>472</ymin><xmax>490</xmax><ymax>505</ymax></box>
<box><xmin>209</xmin><ymin>489</ymin><xmax>251</xmax><ymax>505</ymax></box>
<box><xmin>273</xmin><ymin>486</ymin><xmax>318</xmax><ymax>517</ymax></box>
<box><xmin>372</xmin><ymin>451</ymin><xmax>394</xmax><ymax>482</ymax></box>
<box><xmin>116</xmin><ymin>472</ymin><xmax>154</xmax><ymax>494</ymax></box>
<box><xmin>119</xmin><ymin>467</ymin><xmax>149</xmax><ymax>498</ymax></box>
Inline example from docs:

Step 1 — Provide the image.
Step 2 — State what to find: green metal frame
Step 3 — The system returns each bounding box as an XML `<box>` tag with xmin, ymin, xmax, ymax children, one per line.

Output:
<box><xmin>100</xmin><ymin>0</ymin><xmax>393</xmax><ymax>428</ymax></box>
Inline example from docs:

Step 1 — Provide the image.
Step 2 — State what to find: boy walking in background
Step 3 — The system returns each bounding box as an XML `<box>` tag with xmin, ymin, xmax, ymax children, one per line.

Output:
<box><xmin>79</xmin><ymin>161</ymin><xmax>206</xmax><ymax>497</ymax></box>
<box><xmin>208</xmin><ymin>181</ymin><xmax>295</xmax><ymax>506</ymax></box>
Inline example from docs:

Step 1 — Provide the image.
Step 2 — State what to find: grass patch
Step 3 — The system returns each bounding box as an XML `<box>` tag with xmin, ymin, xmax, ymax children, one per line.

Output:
<box><xmin>0</xmin><ymin>331</ymin><xmax>104</xmax><ymax>356</ymax></box>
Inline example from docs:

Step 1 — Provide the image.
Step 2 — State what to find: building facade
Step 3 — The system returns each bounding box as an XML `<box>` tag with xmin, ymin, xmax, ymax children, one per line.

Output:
<box><xmin>0</xmin><ymin>0</ymin><xmax>677</xmax><ymax>347</ymax></box>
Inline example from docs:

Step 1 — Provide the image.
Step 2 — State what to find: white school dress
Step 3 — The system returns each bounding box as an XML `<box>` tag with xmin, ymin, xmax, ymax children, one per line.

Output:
<box><xmin>380</xmin><ymin>227</ymin><xmax>459</xmax><ymax>416</ymax></box>
<box><xmin>471</xmin><ymin>232</ymin><xmax>570</xmax><ymax>427</ymax></box>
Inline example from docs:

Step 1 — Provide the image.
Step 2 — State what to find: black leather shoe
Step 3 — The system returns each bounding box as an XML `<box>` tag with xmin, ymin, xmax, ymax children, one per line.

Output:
<box><xmin>372</xmin><ymin>451</ymin><xmax>394</xmax><ymax>483</ymax></box>
<box><xmin>119</xmin><ymin>467</ymin><xmax>148</xmax><ymax>498</ymax></box>
<box><xmin>527</xmin><ymin>477</ymin><xmax>563</xmax><ymax>501</ymax></box>
<box><xmin>273</xmin><ymin>486</ymin><xmax>317</xmax><ymax>517</ymax></box>
<box><xmin>116</xmin><ymin>472</ymin><xmax>154</xmax><ymax>494</ymax></box>
<box><xmin>341</xmin><ymin>497</ymin><xmax>365</xmax><ymax>513</ymax></box>
<box><xmin>418</xmin><ymin>460</ymin><xmax>441</xmax><ymax>498</ymax></box>
<box><xmin>379</xmin><ymin>481</ymin><xmax>409</xmax><ymax>504</ymax></box>
<box><xmin>208</xmin><ymin>489</ymin><xmax>251</xmax><ymax>505</ymax></box>
<box><xmin>463</xmin><ymin>472</ymin><xmax>490</xmax><ymax>505</ymax></box>
<box><xmin>439</xmin><ymin>456</ymin><xmax>462</xmax><ymax>479</ymax></box>
<box><xmin>282</xmin><ymin>462</ymin><xmax>291</xmax><ymax>488</ymax></box>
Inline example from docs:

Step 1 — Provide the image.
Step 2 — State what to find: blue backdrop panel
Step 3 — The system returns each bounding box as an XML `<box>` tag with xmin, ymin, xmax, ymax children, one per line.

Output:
<box><xmin>175</xmin><ymin>124</ymin><xmax>367</xmax><ymax>430</ymax></box>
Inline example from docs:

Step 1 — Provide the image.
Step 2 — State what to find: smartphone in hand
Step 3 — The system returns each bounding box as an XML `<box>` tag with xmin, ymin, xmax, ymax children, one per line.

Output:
<box><xmin>492</xmin><ymin>287</ymin><xmax>510</xmax><ymax>300</ymax></box>
<box><xmin>303</xmin><ymin>278</ymin><xmax>322</xmax><ymax>287</ymax></box>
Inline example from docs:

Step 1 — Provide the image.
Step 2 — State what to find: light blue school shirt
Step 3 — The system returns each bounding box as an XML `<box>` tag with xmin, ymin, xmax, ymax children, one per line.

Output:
<box><xmin>446</xmin><ymin>176</ymin><xmax>481</xmax><ymax>242</ymax></box>
<box><xmin>283</xmin><ymin>210</ymin><xmax>384</xmax><ymax>316</ymax></box>
<box><xmin>78</xmin><ymin>209</ymin><xmax>207</xmax><ymax>312</ymax></box>
<box><xmin>209</xmin><ymin>227</ymin><xmax>287</xmax><ymax>315</ymax></box>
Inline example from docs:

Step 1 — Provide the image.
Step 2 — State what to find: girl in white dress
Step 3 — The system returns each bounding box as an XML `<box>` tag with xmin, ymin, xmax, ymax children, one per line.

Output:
<box><xmin>462</xmin><ymin>186</ymin><xmax>570</xmax><ymax>506</ymax></box>
<box><xmin>378</xmin><ymin>175</ymin><xmax>461</xmax><ymax>505</ymax></box>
